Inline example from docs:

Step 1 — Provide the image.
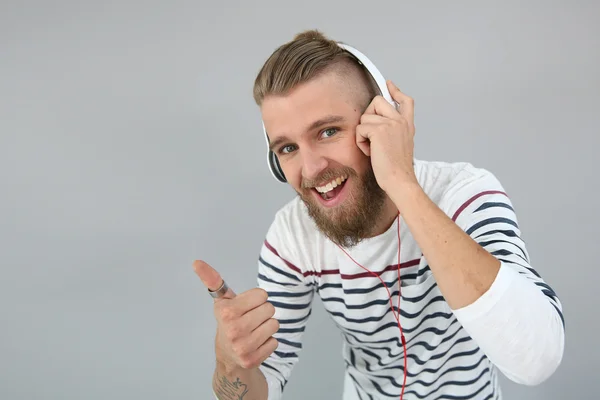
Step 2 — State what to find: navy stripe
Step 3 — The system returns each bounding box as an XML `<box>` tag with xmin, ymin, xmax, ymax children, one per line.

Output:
<box><xmin>268</xmin><ymin>289</ymin><xmax>314</xmax><ymax>298</ymax></box>
<box><xmin>261</xmin><ymin>361</ymin><xmax>280</xmax><ymax>373</ymax></box>
<box><xmin>408</xmin><ymin>335</ymin><xmax>474</xmax><ymax>364</ymax></box>
<box><xmin>359</xmin><ymin>334</ymin><xmax>473</xmax><ymax>370</ymax></box>
<box><xmin>466</xmin><ymin>217</ymin><xmax>519</xmax><ymax>236</ymax></box>
<box><xmin>474</xmin><ymin>229</ymin><xmax>519</xmax><ymax>239</ymax></box>
<box><xmin>370</xmin><ymin>354</ymin><xmax>487</xmax><ymax>389</ymax></box>
<box><xmin>349</xmin><ymin>372</ymin><xmax>372</xmax><ymax>400</ymax></box>
<box><xmin>318</xmin><ymin>266</ymin><xmax>431</xmax><ymax>294</ymax></box>
<box><xmin>320</xmin><ymin>284</ymin><xmax>439</xmax><ymax>312</ymax></box>
<box><xmin>277</xmin><ymin>338</ymin><xmax>302</xmax><ymax>349</ymax></box>
<box><xmin>346</xmin><ymin>370</ymin><xmax>365</xmax><ymax>400</ymax></box>
<box><xmin>349</xmin><ymin>323</ymin><xmax>462</xmax><ymax>362</ymax></box>
<box><xmin>478</xmin><ymin>239</ymin><xmax>527</xmax><ymax>260</ymax></box>
<box><xmin>258</xmin><ymin>273</ymin><xmax>298</xmax><ymax>287</ymax></box>
<box><xmin>260</xmin><ymin>361</ymin><xmax>287</xmax><ymax>389</ymax></box>
<box><xmin>328</xmin><ymin>296</ymin><xmax>447</xmax><ymax>328</ymax></box>
<box><xmin>474</xmin><ymin>201</ymin><xmax>514</xmax><ymax>213</ymax></box>
<box><xmin>496</xmin><ymin>258</ymin><xmax>542</xmax><ymax>278</ymax></box>
<box><xmin>277</xmin><ymin>326</ymin><xmax>306</xmax><ymax>334</ymax></box>
<box><xmin>402</xmin><ymin>370</ymin><xmax>491</xmax><ymax>399</ymax></box>
<box><xmin>342</xmin><ymin>318</ymin><xmax>460</xmax><ymax>357</ymax></box>
<box><xmin>551</xmin><ymin>302</ymin><xmax>566</xmax><ymax>329</ymax></box>
<box><xmin>278</xmin><ymin>309</ymin><xmax>312</xmax><ymax>325</ymax></box>
<box><xmin>361</xmin><ymin>346</ymin><xmax>480</xmax><ymax>377</ymax></box>
<box><xmin>321</xmin><ymin>287</ymin><xmax>441</xmax><ymax>313</ymax></box>
<box><xmin>407</xmin><ymin>324</ymin><xmax>463</xmax><ymax>353</ymax></box>
<box><xmin>490</xmin><ymin>249</ymin><xmax>529</xmax><ymax>263</ymax></box>
<box><xmin>270</xmin><ymin>300</ymin><xmax>311</xmax><ymax>310</ymax></box>
<box><xmin>259</xmin><ymin>256</ymin><xmax>302</xmax><ymax>282</ymax></box>
<box><xmin>534</xmin><ymin>281</ymin><xmax>557</xmax><ymax>298</ymax></box>
<box><xmin>274</xmin><ymin>351</ymin><xmax>298</xmax><ymax>359</ymax></box>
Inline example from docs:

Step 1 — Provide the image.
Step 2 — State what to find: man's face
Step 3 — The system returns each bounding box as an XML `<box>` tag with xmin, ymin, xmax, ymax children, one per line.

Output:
<box><xmin>261</xmin><ymin>70</ymin><xmax>387</xmax><ymax>247</ymax></box>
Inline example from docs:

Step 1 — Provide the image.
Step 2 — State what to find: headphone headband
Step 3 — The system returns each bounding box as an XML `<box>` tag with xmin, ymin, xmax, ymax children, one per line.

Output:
<box><xmin>262</xmin><ymin>42</ymin><xmax>394</xmax><ymax>183</ymax></box>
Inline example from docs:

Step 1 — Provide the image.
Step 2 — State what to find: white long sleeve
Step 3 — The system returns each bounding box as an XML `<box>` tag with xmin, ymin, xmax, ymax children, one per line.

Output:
<box><xmin>453</xmin><ymin>262</ymin><xmax>565</xmax><ymax>385</ymax></box>
<box><xmin>444</xmin><ymin>167</ymin><xmax>565</xmax><ymax>385</ymax></box>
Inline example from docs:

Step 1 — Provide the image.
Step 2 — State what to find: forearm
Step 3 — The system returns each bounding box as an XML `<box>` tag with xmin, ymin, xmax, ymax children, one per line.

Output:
<box><xmin>213</xmin><ymin>361</ymin><xmax>268</xmax><ymax>400</ymax></box>
<box><xmin>389</xmin><ymin>181</ymin><xmax>500</xmax><ymax>309</ymax></box>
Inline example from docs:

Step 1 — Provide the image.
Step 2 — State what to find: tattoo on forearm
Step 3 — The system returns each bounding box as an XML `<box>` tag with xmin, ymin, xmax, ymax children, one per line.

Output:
<box><xmin>213</xmin><ymin>372</ymin><xmax>249</xmax><ymax>400</ymax></box>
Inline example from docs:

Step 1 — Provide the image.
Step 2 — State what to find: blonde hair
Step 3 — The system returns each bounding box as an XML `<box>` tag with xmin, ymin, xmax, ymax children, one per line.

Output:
<box><xmin>252</xmin><ymin>29</ymin><xmax>377</xmax><ymax>108</ymax></box>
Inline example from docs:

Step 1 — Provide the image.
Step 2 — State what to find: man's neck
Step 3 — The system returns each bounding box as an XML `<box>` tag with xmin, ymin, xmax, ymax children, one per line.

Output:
<box><xmin>367</xmin><ymin>196</ymin><xmax>400</xmax><ymax>238</ymax></box>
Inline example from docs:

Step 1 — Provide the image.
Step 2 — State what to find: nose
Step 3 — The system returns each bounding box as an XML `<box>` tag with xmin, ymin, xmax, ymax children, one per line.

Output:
<box><xmin>300</xmin><ymin>148</ymin><xmax>329</xmax><ymax>182</ymax></box>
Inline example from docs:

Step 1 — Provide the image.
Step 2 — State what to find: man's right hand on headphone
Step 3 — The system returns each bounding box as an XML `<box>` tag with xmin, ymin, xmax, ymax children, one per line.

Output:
<box><xmin>193</xmin><ymin>260</ymin><xmax>280</xmax><ymax>372</ymax></box>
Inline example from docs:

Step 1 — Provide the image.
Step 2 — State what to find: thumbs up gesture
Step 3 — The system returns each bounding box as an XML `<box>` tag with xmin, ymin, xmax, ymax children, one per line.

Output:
<box><xmin>193</xmin><ymin>260</ymin><xmax>280</xmax><ymax>372</ymax></box>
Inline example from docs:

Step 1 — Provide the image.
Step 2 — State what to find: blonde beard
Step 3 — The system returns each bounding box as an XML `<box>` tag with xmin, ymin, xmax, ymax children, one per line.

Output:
<box><xmin>298</xmin><ymin>165</ymin><xmax>387</xmax><ymax>248</ymax></box>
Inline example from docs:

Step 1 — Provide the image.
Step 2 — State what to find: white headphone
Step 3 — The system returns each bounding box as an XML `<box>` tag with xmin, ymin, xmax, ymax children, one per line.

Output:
<box><xmin>262</xmin><ymin>42</ymin><xmax>396</xmax><ymax>183</ymax></box>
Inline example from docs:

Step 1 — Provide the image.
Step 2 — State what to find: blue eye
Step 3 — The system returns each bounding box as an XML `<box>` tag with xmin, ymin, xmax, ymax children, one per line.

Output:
<box><xmin>279</xmin><ymin>144</ymin><xmax>296</xmax><ymax>154</ymax></box>
<box><xmin>321</xmin><ymin>128</ymin><xmax>338</xmax><ymax>138</ymax></box>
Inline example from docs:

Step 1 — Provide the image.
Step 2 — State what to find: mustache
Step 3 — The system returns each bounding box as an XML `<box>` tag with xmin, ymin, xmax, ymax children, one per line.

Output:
<box><xmin>301</xmin><ymin>166</ymin><xmax>356</xmax><ymax>189</ymax></box>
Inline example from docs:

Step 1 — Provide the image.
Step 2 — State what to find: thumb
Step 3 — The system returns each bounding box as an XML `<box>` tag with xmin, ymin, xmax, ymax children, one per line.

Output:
<box><xmin>192</xmin><ymin>260</ymin><xmax>236</xmax><ymax>299</ymax></box>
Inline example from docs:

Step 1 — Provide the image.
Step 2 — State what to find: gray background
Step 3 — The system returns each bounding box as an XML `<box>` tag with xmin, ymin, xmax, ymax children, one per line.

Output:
<box><xmin>1</xmin><ymin>1</ymin><xmax>598</xmax><ymax>399</ymax></box>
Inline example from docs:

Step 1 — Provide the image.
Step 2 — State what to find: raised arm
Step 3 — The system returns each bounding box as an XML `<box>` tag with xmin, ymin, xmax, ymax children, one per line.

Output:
<box><xmin>389</xmin><ymin>169</ymin><xmax>565</xmax><ymax>385</ymax></box>
<box><xmin>194</xmin><ymin>211</ymin><xmax>317</xmax><ymax>400</ymax></box>
<box><xmin>194</xmin><ymin>260</ymin><xmax>273</xmax><ymax>400</ymax></box>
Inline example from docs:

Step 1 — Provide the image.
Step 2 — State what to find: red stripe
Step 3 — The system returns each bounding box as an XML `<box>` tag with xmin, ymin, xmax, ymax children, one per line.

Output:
<box><xmin>340</xmin><ymin>258</ymin><xmax>420</xmax><ymax>280</ymax></box>
<box><xmin>264</xmin><ymin>239</ymin><xmax>420</xmax><ymax>279</ymax></box>
<box><xmin>302</xmin><ymin>269</ymin><xmax>340</xmax><ymax>277</ymax></box>
<box><xmin>451</xmin><ymin>190</ymin><xmax>507</xmax><ymax>222</ymax></box>
<box><xmin>264</xmin><ymin>240</ymin><xmax>302</xmax><ymax>275</ymax></box>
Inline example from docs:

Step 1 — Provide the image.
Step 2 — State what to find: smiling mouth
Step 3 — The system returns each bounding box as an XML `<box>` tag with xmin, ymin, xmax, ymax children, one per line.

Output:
<box><xmin>314</xmin><ymin>175</ymin><xmax>348</xmax><ymax>201</ymax></box>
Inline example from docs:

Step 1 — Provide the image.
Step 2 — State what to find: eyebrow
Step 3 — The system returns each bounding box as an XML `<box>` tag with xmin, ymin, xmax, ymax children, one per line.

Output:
<box><xmin>267</xmin><ymin>115</ymin><xmax>347</xmax><ymax>152</ymax></box>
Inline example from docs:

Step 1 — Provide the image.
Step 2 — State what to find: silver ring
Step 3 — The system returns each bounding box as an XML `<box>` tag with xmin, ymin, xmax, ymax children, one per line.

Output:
<box><xmin>208</xmin><ymin>280</ymin><xmax>229</xmax><ymax>299</ymax></box>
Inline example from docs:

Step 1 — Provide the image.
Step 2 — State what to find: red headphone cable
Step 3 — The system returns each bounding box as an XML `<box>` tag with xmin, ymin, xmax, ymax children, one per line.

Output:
<box><xmin>336</xmin><ymin>212</ymin><xmax>407</xmax><ymax>400</ymax></box>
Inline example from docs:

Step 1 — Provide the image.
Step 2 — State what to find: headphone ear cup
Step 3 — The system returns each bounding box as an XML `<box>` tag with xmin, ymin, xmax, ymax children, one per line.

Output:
<box><xmin>269</xmin><ymin>150</ymin><xmax>287</xmax><ymax>183</ymax></box>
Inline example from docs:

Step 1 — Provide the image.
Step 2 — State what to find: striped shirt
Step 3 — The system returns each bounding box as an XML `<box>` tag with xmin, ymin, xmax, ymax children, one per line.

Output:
<box><xmin>257</xmin><ymin>159</ymin><xmax>565</xmax><ymax>399</ymax></box>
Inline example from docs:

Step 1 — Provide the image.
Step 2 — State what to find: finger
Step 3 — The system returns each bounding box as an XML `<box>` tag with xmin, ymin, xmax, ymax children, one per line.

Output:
<box><xmin>355</xmin><ymin>123</ymin><xmax>379</xmax><ymax>156</ymax></box>
<box><xmin>359</xmin><ymin>113</ymin><xmax>394</xmax><ymax>125</ymax></box>
<box><xmin>240</xmin><ymin>336</ymin><xmax>278</xmax><ymax>369</ymax></box>
<box><xmin>387</xmin><ymin>80</ymin><xmax>414</xmax><ymax>127</ymax></box>
<box><xmin>192</xmin><ymin>260</ymin><xmax>236</xmax><ymax>299</ymax></box>
<box><xmin>240</xmin><ymin>300</ymin><xmax>276</xmax><ymax>332</ymax></box>
<box><xmin>216</xmin><ymin>288</ymin><xmax>269</xmax><ymax>323</ymax></box>
<box><xmin>193</xmin><ymin>260</ymin><xmax>221</xmax><ymax>290</ymax></box>
<box><xmin>363</xmin><ymin>95</ymin><xmax>401</xmax><ymax>120</ymax></box>
<box><xmin>234</xmin><ymin>287</ymin><xmax>270</xmax><ymax>315</ymax></box>
<box><xmin>248</xmin><ymin>318</ymin><xmax>280</xmax><ymax>355</ymax></box>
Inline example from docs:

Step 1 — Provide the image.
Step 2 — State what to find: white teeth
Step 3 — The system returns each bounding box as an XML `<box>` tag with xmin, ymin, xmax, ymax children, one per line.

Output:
<box><xmin>315</xmin><ymin>176</ymin><xmax>347</xmax><ymax>193</ymax></box>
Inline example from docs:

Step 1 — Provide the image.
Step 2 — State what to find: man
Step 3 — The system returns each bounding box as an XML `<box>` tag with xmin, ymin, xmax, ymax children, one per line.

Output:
<box><xmin>194</xmin><ymin>30</ymin><xmax>565</xmax><ymax>400</ymax></box>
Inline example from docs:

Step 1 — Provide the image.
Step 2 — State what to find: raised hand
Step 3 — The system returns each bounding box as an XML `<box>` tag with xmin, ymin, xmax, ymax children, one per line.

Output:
<box><xmin>193</xmin><ymin>260</ymin><xmax>280</xmax><ymax>372</ymax></box>
<box><xmin>355</xmin><ymin>80</ymin><xmax>417</xmax><ymax>193</ymax></box>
